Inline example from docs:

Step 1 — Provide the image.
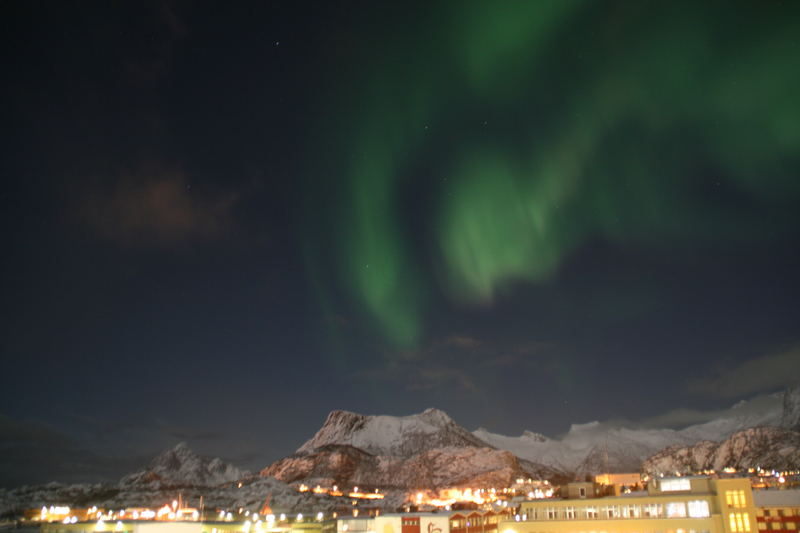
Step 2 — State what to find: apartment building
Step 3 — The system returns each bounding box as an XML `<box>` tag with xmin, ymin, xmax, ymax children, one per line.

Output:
<box><xmin>500</xmin><ymin>477</ymin><xmax>757</xmax><ymax>533</ymax></box>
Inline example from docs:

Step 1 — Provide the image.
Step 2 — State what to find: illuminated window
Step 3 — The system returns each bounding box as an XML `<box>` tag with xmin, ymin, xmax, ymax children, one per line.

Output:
<box><xmin>726</xmin><ymin>491</ymin><xmax>747</xmax><ymax>509</ymax></box>
<box><xmin>606</xmin><ymin>506</ymin><xmax>619</xmax><ymax>518</ymax></box>
<box><xmin>644</xmin><ymin>504</ymin><xmax>662</xmax><ymax>518</ymax></box>
<box><xmin>667</xmin><ymin>503</ymin><xmax>687</xmax><ymax>518</ymax></box>
<box><xmin>787</xmin><ymin>523</ymin><xmax>796</xmax><ymax>530</ymax></box>
<box><xmin>624</xmin><ymin>505</ymin><xmax>640</xmax><ymax>518</ymax></box>
<box><xmin>586</xmin><ymin>507</ymin><xmax>597</xmax><ymax>519</ymax></box>
<box><xmin>688</xmin><ymin>501</ymin><xmax>710</xmax><ymax>518</ymax></box>
<box><xmin>730</xmin><ymin>513</ymin><xmax>752</xmax><ymax>532</ymax></box>
<box><xmin>662</xmin><ymin>479</ymin><xmax>692</xmax><ymax>492</ymax></box>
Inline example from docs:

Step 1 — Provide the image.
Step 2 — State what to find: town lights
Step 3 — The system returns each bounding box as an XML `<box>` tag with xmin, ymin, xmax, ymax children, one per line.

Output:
<box><xmin>243</xmin><ymin>520</ymin><xmax>252</xmax><ymax>533</ymax></box>
<box><xmin>316</xmin><ymin>512</ymin><xmax>323</xmax><ymax>521</ymax></box>
<box><xmin>116</xmin><ymin>521</ymin><xmax>124</xmax><ymax>531</ymax></box>
<box><xmin>95</xmin><ymin>519</ymin><xmax>105</xmax><ymax>531</ymax></box>
<box><xmin>266</xmin><ymin>515</ymin><xmax>275</xmax><ymax>524</ymax></box>
<box><xmin>297</xmin><ymin>514</ymin><xmax>303</xmax><ymax>521</ymax></box>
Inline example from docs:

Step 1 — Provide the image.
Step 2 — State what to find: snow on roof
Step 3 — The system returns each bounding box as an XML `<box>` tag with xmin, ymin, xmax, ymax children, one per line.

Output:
<box><xmin>753</xmin><ymin>490</ymin><xmax>800</xmax><ymax>507</ymax></box>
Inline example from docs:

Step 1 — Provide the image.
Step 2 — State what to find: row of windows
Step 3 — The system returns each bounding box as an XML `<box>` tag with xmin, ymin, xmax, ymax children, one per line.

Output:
<box><xmin>661</xmin><ymin>479</ymin><xmax>692</xmax><ymax>492</ymax></box>
<box><xmin>524</xmin><ymin>501</ymin><xmax>711</xmax><ymax>521</ymax></box>
<box><xmin>403</xmin><ymin>520</ymin><xmax>420</xmax><ymax>527</ymax></box>
<box><xmin>763</xmin><ymin>510</ymin><xmax>797</xmax><ymax>517</ymax></box>
<box><xmin>758</xmin><ymin>522</ymin><xmax>797</xmax><ymax>530</ymax></box>
<box><xmin>730</xmin><ymin>512</ymin><xmax>752</xmax><ymax>532</ymax></box>
<box><xmin>450</xmin><ymin>517</ymin><xmax>500</xmax><ymax>528</ymax></box>
<box><xmin>727</xmin><ymin>491</ymin><xmax>748</xmax><ymax>509</ymax></box>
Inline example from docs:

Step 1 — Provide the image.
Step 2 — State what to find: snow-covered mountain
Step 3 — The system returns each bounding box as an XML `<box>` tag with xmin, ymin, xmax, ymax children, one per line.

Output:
<box><xmin>264</xmin><ymin>408</ymin><xmax>560</xmax><ymax>489</ymax></box>
<box><xmin>120</xmin><ymin>442</ymin><xmax>249</xmax><ymax>486</ymax></box>
<box><xmin>781</xmin><ymin>385</ymin><xmax>800</xmax><ymax>430</ymax></box>
<box><xmin>263</xmin><ymin>443</ymin><xmax>557</xmax><ymax>489</ymax></box>
<box><xmin>297</xmin><ymin>408</ymin><xmax>489</xmax><ymax>457</ymax></box>
<box><xmin>643</xmin><ymin>426</ymin><xmax>800</xmax><ymax>474</ymax></box>
<box><xmin>475</xmin><ymin>388</ymin><xmax>795</xmax><ymax>474</ymax></box>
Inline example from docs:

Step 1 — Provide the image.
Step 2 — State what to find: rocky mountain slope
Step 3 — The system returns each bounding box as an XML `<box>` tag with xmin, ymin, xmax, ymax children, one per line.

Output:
<box><xmin>476</xmin><ymin>388</ymin><xmax>798</xmax><ymax>474</ymax></box>
<box><xmin>263</xmin><ymin>443</ymin><xmax>557</xmax><ymax>489</ymax></box>
<box><xmin>0</xmin><ymin>476</ymin><xmax>336</xmax><ymax>519</ymax></box>
<box><xmin>264</xmin><ymin>408</ymin><xmax>561</xmax><ymax>489</ymax></box>
<box><xmin>297</xmin><ymin>408</ymin><xmax>489</xmax><ymax>457</ymax></box>
<box><xmin>643</xmin><ymin>426</ymin><xmax>800</xmax><ymax>474</ymax></box>
<box><xmin>120</xmin><ymin>442</ymin><xmax>249</xmax><ymax>486</ymax></box>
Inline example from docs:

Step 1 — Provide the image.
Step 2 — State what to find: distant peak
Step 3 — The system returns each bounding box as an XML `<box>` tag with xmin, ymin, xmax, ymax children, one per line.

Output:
<box><xmin>420</xmin><ymin>407</ymin><xmax>453</xmax><ymax>422</ymax></box>
<box><xmin>173</xmin><ymin>442</ymin><xmax>191</xmax><ymax>451</ymax></box>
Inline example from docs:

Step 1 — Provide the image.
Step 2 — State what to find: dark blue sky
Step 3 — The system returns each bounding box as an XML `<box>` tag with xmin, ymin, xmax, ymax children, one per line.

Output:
<box><xmin>2</xmin><ymin>1</ymin><xmax>800</xmax><ymax>487</ymax></box>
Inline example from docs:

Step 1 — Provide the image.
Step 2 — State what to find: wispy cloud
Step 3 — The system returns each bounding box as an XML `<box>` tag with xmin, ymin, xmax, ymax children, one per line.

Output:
<box><xmin>686</xmin><ymin>344</ymin><xmax>800</xmax><ymax>398</ymax></box>
<box><xmin>79</xmin><ymin>167</ymin><xmax>238</xmax><ymax>246</ymax></box>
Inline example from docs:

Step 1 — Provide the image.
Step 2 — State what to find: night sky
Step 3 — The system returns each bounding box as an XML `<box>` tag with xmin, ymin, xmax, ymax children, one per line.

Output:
<box><xmin>2</xmin><ymin>1</ymin><xmax>800</xmax><ymax>487</ymax></box>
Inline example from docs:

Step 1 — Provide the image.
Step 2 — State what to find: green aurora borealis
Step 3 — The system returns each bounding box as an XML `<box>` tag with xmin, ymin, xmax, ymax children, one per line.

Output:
<box><xmin>307</xmin><ymin>1</ymin><xmax>800</xmax><ymax>348</ymax></box>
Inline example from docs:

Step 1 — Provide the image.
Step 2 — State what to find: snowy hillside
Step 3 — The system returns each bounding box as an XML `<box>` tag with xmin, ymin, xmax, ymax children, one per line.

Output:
<box><xmin>263</xmin><ymin>444</ymin><xmax>558</xmax><ymax>489</ymax></box>
<box><xmin>120</xmin><ymin>442</ymin><xmax>249</xmax><ymax>486</ymax></box>
<box><xmin>0</xmin><ymin>476</ymin><xmax>341</xmax><ymax>518</ymax></box>
<box><xmin>475</xmin><ymin>389</ymin><xmax>792</xmax><ymax>474</ymax></box>
<box><xmin>643</xmin><ymin>426</ymin><xmax>800</xmax><ymax>474</ymax></box>
<box><xmin>298</xmin><ymin>408</ymin><xmax>490</xmax><ymax>457</ymax></box>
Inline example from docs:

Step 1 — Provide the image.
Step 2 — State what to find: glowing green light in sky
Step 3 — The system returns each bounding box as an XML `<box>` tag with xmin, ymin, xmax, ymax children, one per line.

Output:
<box><xmin>312</xmin><ymin>1</ymin><xmax>800</xmax><ymax>346</ymax></box>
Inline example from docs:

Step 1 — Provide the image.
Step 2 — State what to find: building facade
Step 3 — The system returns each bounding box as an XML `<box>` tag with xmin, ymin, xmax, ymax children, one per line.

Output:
<box><xmin>754</xmin><ymin>490</ymin><xmax>800</xmax><ymax>533</ymax></box>
<box><xmin>500</xmin><ymin>477</ymin><xmax>758</xmax><ymax>533</ymax></box>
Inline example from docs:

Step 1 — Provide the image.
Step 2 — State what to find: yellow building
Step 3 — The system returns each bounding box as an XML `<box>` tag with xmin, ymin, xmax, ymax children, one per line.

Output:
<box><xmin>500</xmin><ymin>477</ymin><xmax>757</xmax><ymax>533</ymax></box>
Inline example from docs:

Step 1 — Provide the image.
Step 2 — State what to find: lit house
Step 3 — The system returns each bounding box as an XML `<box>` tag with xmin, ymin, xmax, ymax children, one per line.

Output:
<box><xmin>500</xmin><ymin>477</ymin><xmax>757</xmax><ymax>533</ymax></box>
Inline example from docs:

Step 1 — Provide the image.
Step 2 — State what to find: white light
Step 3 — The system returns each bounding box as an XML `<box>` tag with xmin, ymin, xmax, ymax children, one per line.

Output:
<box><xmin>266</xmin><ymin>515</ymin><xmax>275</xmax><ymax>523</ymax></box>
<box><xmin>243</xmin><ymin>521</ymin><xmax>252</xmax><ymax>533</ymax></box>
<box><xmin>297</xmin><ymin>513</ymin><xmax>303</xmax><ymax>521</ymax></box>
<box><xmin>343</xmin><ymin>525</ymin><xmax>349</xmax><ymax>532</ymax></box>
<box><xmin>317</xmin><ymin>512</ymin><xmax>323</xmax><ymax>521</ymax></box>
<box><xmin>226</xmin><ymin>513</ymin><xmax>233</xmax><ymax>521</ymax></box>
<box><xmin>95</xmin><ymin>519</ymin><xmax>105</xmax><ymax>531</ymax></box>
<box><xmin>71</xmin><ymin>517</ymin><xmax>77</xmax><ymax>524</ymax></box>
<box><xmin>280</xmin><ymin>514</ymin><xmax>286</xmax><ymax>521</ymax></box>
<box><xmin>116</xmin><ymin>521</ymin><xmax>124</xmax><ymax>531</ymax></box>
